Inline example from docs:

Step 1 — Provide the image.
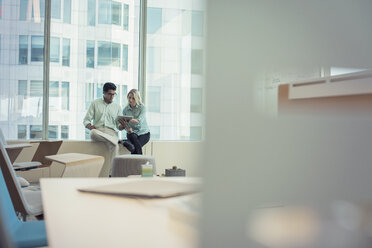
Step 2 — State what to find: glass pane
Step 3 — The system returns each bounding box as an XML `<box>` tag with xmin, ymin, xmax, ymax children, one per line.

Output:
<box><xmin>146</xmin><ymin>1</ymin><xmax>205</xmax><ymax>140</ymax></box>
<box><xmin>61</xmin><ymin>81</ymin><xmax>69</xmax><ymax>110</ymax></box>
<box><xmin>191</xmin><ymin>11</ymin><xmax>204</xmax><ymax>36</ymax></box>
<box><xmin>30</xmin><ymin>125</ymin><xmax>42</xmax><ymax>139</ymax></box>
<box><xmin>49</xmin><ymin>81</ymin><xmax>59</xmax><ymax>111</ymax></box>
<box><xmin>148</xmin><ymin>86</ymin><xmax>161</xmax><ymax>112</ymax></box>
<box><xmin>86</xmin><ymin>40</ymin><xmax>95</xmax><ymax>68</ymax></box>
<box><xmin>111</xmin><ymin>42</ymin><xmax>120</xmax><ymax>67</ymax></box>
<box><xmin>62</xmin><ymin>38</ymin><xmax>70</xmax><ymax>66</ymax></box>
<box><xmin>87</xmin><ymin>0</ymin><xmax>96</xmax><ymax>26</ymax></box>
<box><xmin>61</xmin><ymin>125</ymin><xmax>69</xmax><ymax>139</ymax></box>
<box><xmin>147</xmin><ymin>7</ymin><xmax>162</xmax><ymax>34</ymax></box>
<box><xmin>31</xmin><ymin>36</ymin><xmax>44</xmax><ymax>62</ymax></box>
<box><xmin>50</xmin><ymin>0</ymin><xmax>140</xmax><ymax>140</ymax></box>
<box><xmin>48</xmin><ymin>125</ymin><xmax>58</xmax><ymax>139</ymax></box>
<box><xmin>19</xmin><ymin>35</ymin><xmax>28</xmax><ymax>64</ymax></box>
<box><xmin>122</xmin><ymin>44</ymin><xmax>128</xmax><ymax>71</ymax></box>
<box><xmin>50</xmin><ymin>37</ymin><xmax>60</xmax><ymax>63</ymax></box>
<box><xmin>20</xmin><ymin>0</ymin><xmax>28</xmax><ymax>20</ymax></box>
<box><xmin>17</xmin><ymin>125</ymin><xmax>27</xmax><ymax>139</ymax></box>
<box><xmin>112</xmin><ymin>1</ymin><xmax>121</xmax><ymax>26</ymax></box>
<box><xmin>30</xmin><ymin>80</ymin><xmax>43</xmax><ymax>97</ymax></box>
<box><xmin>0</xmin><ymin>3</ymin><xmax>44</xmax><ymax>140</ymax></box>
<box><xmin>97</xmin><ymin>41</ymin><xmax>111</xmax><ymax>66</ymax></box>
<box><xmin>149</xmin><ymin>126</ymin><xmax>160</xmax><ymax>140</ymax></box>
<box><xmin>85</xmin><ymin>82</ymin><xmax>94</xmax><ymax>109</ymax></box>
<box><xmin>123</xmin><ymin>4</ymin><xmax>129</xmax><ymax>30</ymax></box>
<box><xmin>147</xmin><ymin>47</ymin><xmax>161</xmax><ymax>73</ymax></box>
<box><xmin>63</xmin><ymin>0</ymin><xmax>71</xmax><ymax>23</ymax></box>
<box><xmin>18</xmin><ymin>80</ymin><xmax>28</xmax><ymax>111</ymax></box>
<box><xmin>98</xmin><ymin>0</ymin><xmax>110</xmax><ymax>24</ymax></box>
<box><xmin>190</xmin><ymin>88</ymin><xmax>202</xmax><ymax>113</ymax></box>
<box><xmin>51</xmin><ymin>0</ymin><xmax>61</xmax><ymax>19</ymax></box>
<box><xmin>121</xmin><ymin>84</ymin><xmax>128</xmax><ymax>107</ymax></box>
<box><xmin>191</xmin><ymin>49</ymin><xmax>203</xmax><ymax>74</ymax></box>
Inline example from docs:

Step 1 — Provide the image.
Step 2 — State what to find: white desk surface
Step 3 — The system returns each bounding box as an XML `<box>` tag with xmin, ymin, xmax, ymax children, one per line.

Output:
<box><xmin>40</xmin><ymin>177</ymin><xmax>200</xmax><ymax>248</ymax></box>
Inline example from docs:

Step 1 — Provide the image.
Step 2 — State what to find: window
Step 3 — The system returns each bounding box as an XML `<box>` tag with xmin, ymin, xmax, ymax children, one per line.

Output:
<box><xmin>18</xmin><ymin>80</ymin><xmax>28</xmax><ymax>95</ymax></box>
<box><xmin>191</xmin><ymin>49</ymin><xmax>203</xmax><ymax>74</ymax></box>
<box><xmin>146</xmin><ymin>2</ymin><xmax>205</xmax><ymax>140</ymax></box>
<box><xmin>147</xmin><ymin>7</ymin><xmax>162</xmax><ymax>34</ymax></box>
<box><xmin>20</xmin><ymin>0</ymin><xmax>28</xmax><ymax>20</ymax></box>
<box><xmin>86</xmin><ymin>40</ymin><xmax>95</xmax><ymax>68</ymax></box>
<box><xmin>190</xmin><ymin>88</ymin><xmax>202</xmax><ymax>113</ymax></box>
<box><xmin>61</xmin><ymin>82</ymin><xmax>69</xmax><ymax>110</ymax></box>
<box><xmin>112</xmin><ymin>42</ymin><xmax>120</xmax><ymax>66</ymax></box>
<box><xmin>147</xmin><ymin>86</ymin><xmax>161</xmax><ymax>112</ymax></box>
<box><xmin>19</xmin><ymin>35</ymin><xmax>28</xmax><ymax>64</ymax></box>
<box><xmin>122</xmin><ymin>44</ymin><xmax>128</xmax><ymax>71</ymax></box>
<box><xmin>98</xmin><ymin>0</ymin><xmax>121</xmax><ymax>25</ymax></box>
<box><xmin>190</xmin><ymin>126</ymin><xmax>202</xmax><ymax>140</ymax></box>
<box><xmin>62</xmin><ymin>38</ymin><xmax>70</xmax><ymax>66</ymax></box>
<box><xmin>191</xmin><ymin>11</ymin><xmax>204</xmax><ymax>36</ymax></box>
<box><xmin>149</xmin><ymin>126</ymin><xmax>160</xmax><ymax>140</ymax></box>
<box><xmin>51</xmin><ymin>0</ymin><xmax>61</xmax><ymax>19</ymax></box>
<box><xmin>85</xmin><ymin>82</ymin><xmax>95</xmax><ymax>109</ymax></box>
<box><xmin>50</xmin><ymin>37</ymin><xmax>60</xmax><ymax>63</ymax></box>
<box><xmin>87</xmin><ymin>0</ymin><xmax>96</xmax><ymax>26</ymax></box>
<box><xmin>63</xmin><ymin>0</ymin><xmax>71</xmax><ymax>23</ymax></box>
<box><xmin>48</xmin><ymin>125</ymin><xmax>58</xmax><ymax>139</ymax></box>
<box><xmin>18</xmin><ymin>80</ymin><xmax>28</xmax><ymax>110</ymax></box>
<box><xmin>123</xmin><ymin>4</ymin><xmax>129</xmax><ymax>30</ymax></box>
<box><xmin>147</xmin><ymin>47</ymin><xmax>161</xmax><ymax>73</ymax></box>
<box><xmin>112</xmin><ymin>1</ymin><xmax>121</xmax><ymax>25</ymax></box>
<box><xmin>31</xmin><ymin>36</ymin><xmax>44</xmax><ymax>62</ymax></box>
<box><xmin>17</xmin><ymin>125</ymin><xmax>27</xmax><ymax>139</ymax></box>
<box><xmin>49</xmin><ymin>81</ymin><xmax>59</xmax><ymax>110</ymax></box>
<box><xmin>30</xmin><ymin>125</ymin><xmax>42</xmax><ymax>139</ymax></box>
<box><xmin>30</xmin><ymin>80</ymin><xmax>43</xmax><ymax>97</ymax></box>
<box><xmin>20</xmin><ymin>0</ymin><xmax>45</xmax><ymax>21</ymax></box>
<box><xmin>121</xmin><ymin>85</ymin><xmax>128</xmax><ymax>107</ymax></box>
<box><xmin>61</xmin><ymin>125</ymin><xmax>69</xmax><ymax>139</ymax></box>
<box><xmin>96</xmin><ymin>83</ymin><xmax>103</xmax><ymax>98</ymax></box>
<box><xmin>97</xmin><ymin>41</ymin><xmax>120</xmax><ymax>67</ymax></box>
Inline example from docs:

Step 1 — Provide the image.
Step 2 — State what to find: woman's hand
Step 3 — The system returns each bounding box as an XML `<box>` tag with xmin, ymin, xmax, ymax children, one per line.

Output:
<box><xmin>130</xmin><ymin>119</ymin><xmax>139</xmax><ymax>124</ymax></box>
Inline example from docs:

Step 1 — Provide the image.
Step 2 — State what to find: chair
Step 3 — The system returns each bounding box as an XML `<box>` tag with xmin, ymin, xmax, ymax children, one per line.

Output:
<box><xmin>0</xmin><ymin>139</ymin><xmax>43</xmax><ymax>219</ymax></box>
<box><xmin>0</xmin><ymin>160</ymin><xmax>47</xmax><ymax>248</ymax></box>
<box><xmin>0</xmin><ymin>127</ymin><xmax>63</xmax><ymax>170</ymax></box>
<box><xmin>111</xmin><ymin>154</ymin><xmax>156</xmax><ymax>177</ymax></box>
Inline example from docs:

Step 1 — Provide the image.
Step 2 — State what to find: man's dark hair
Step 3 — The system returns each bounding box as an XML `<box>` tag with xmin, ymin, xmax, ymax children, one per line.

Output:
<box><xmin>103</xmin><ymin>82</ymin><xmax>116</xmax><ymax>92</ymax></box>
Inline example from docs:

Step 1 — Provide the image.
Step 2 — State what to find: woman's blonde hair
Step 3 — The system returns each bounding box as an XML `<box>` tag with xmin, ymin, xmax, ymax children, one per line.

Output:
<box><xmin>127</xmin><ymin>89</ymin><xmax>143</xmax><ymax>106</ymax></box>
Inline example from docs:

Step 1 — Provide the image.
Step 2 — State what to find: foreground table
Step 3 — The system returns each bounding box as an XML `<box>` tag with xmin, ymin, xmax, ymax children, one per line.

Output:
<box><xmin>40</xmin><ymin>178</ymin><xmax>200</xmax><ymax>248</ymax></box>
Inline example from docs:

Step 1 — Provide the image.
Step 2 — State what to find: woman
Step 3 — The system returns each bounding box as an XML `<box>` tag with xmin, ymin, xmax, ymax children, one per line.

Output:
<box><xmin>118</xmin><ymin>89</ymin><xmax>150</xmax><ymax>154</ymax></box>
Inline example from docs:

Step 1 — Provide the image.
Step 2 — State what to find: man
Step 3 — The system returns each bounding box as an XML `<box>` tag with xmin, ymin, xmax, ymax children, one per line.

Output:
<box><xmin>83</xmin><ymin>82</ymin><xmax>121</xmax><ymax>177</ymax></box>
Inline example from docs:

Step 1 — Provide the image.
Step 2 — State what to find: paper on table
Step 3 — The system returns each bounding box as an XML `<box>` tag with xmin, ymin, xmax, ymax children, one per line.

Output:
<box><xmin>77</xmin><ymin>180</ymin><xmax>202</xmax><ymax>198</ymax></box>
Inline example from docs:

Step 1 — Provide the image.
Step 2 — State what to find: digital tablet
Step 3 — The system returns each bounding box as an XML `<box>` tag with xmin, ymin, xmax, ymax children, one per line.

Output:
<box><xmin>116</xmin><ymin>115</ymin><xmax>133</xmax><ymax>122</ymax></box>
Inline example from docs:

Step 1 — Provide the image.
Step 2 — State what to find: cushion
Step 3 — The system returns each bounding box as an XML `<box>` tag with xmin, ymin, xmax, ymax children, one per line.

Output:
<box><xmin>16</xmin><ymin>175</ymin><xmax>30</xmax><ymax>187</ymax></box>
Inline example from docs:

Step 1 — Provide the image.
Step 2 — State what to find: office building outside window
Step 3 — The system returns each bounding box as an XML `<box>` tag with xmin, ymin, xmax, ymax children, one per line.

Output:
<box><xmin>62</xmin><ymin>38</ymin><xmax>70</xmax><ymax>66</ymax></box>
<box><xmin>19</xmin><ymin>36</ymin><xmax>28</xmax><ymax>64</ymax></box>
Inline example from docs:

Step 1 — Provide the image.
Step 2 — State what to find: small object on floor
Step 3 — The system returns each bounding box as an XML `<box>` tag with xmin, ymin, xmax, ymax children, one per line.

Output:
<box><xmin>165</xmin><ymin>166</ymin><xmax>186</xmax><ymax>177</ymax></box>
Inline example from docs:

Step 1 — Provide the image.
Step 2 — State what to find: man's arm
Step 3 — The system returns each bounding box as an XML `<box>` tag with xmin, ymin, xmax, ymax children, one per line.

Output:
<box><xmin>83</xmin><ymin>102</ymin><xmax>96</xmax><ymax>130</ymax></box>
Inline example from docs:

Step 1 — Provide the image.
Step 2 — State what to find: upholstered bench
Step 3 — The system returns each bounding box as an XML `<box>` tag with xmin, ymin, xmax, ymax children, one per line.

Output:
<box><xmin>111</xmin><ymin>155</ymin><xmax>156</xmax><ymax>177</ymax></box>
